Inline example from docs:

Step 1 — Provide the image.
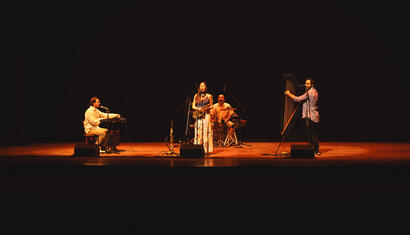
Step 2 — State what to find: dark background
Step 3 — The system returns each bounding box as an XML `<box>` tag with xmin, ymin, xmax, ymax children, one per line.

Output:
<box><xmin>5</xmin><ymin>2</ymin><xmax>410</xmax><ymax>230</ymax></box>
<box><xmin>8</xmin><ymin>0</ymin><xmax>410</xmax><ymax>144</ymax></box>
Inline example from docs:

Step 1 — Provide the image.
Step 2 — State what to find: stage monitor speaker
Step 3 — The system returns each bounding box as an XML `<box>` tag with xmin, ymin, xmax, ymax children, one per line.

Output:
<box><xmin>290</xmin><ymin>145</ymin><xmax>314</xmax><ymax>159</ymax></box>
<box><xmin>74</xmin><ymin>144</ymin><xmax>100</xmax><ymax>157</ymax></box>
<box><xmin>180</xmin><ymin>144</ymin><xmax>204</xmax><ymax>158</ymax></box>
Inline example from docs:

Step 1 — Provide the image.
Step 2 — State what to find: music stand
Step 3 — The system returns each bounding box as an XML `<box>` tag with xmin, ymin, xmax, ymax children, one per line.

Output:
<box><xmin>221</xmin><ymin>81</ymin><xmax>247</xmax><ymax>147</ymax></box>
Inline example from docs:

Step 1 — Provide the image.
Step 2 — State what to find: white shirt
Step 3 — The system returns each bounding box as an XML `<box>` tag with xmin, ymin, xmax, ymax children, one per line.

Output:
<box><xmin>84</xmin><ymin>106</ymin><xmax>115</xmax><ymax>133</ymax></box>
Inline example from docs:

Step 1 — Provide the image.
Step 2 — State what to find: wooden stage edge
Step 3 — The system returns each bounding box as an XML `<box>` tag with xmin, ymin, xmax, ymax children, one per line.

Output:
<box><xmin>1</xmin><ymin>141</ymin><xmax>410</xmax><ymax>167</ymax></box>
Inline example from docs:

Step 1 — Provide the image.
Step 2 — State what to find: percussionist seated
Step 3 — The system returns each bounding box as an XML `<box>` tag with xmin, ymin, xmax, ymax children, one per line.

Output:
<box><xmin>83</xmin><ymin>96</ymin><xmax>121</xmax><ymax>153</ymax></box>
<box><xmin>210</xmin><ymin>94</ymin><xmax>235</xmax><ymax>136</ymax></box>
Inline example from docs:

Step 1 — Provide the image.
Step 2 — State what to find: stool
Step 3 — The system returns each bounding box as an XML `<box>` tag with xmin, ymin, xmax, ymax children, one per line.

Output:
<box><xmin>83</xmin><ymin>120</ymin><xmax>99</xmax><ymax>145</ymax></box>
<box><xmin>84</xmin><ymin>134</ymin><xmax>99</xmax><ymax>145</ymax></box>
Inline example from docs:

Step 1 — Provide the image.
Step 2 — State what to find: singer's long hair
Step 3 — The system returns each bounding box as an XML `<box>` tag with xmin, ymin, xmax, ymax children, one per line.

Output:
<box><xmin>195</xmin><ymin>82</ymin><xmax>208</xmax><ymax>104</ymax></box>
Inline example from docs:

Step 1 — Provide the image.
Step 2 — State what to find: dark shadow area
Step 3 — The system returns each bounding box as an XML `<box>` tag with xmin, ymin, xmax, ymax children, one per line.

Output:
<box><xmin>7</xmin><ymin>0</ymin><xmax>410</xmax><ymax>146</ymax></box>
<box><xmin>2</xmin><ymin>161</ymin><xmax>410</xmax><ymax>233</ymax></box>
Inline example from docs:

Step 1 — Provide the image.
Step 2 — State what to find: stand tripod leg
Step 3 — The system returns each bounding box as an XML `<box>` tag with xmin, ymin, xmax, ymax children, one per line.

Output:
<box><xmin>224</xmin><ymin>132</ymin><xmax>232</xmax><ymax>147</ymax></box>
<box><xmin>274</xmin><ymin>137</ymin><xmax>284</xmax><ymax>156</ymax></box>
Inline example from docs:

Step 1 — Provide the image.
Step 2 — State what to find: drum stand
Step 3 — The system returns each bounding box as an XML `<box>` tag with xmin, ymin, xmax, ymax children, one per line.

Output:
<box><xmin>215</xmin><ymin>138</ymin><xmax>224</xmax><ymax>147</ymax></box>
<box><xmin>224</xmin><ymin>128</ymin><xmax>239</xmax><ymax>147</ymax></box>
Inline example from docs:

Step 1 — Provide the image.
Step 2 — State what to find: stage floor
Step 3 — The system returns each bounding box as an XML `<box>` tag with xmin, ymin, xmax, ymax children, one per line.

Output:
<box><xmin>2</xmin><ymin>142</ymin><xmax>410</xmax><ymax>204</ymax></box>
<box><xmin>1</xmin><ymin>142</ymin><xmax>410</xmax><ymax>167</ymax></box>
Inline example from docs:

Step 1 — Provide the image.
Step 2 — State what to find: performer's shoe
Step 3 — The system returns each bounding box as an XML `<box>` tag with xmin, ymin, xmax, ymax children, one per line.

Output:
<box><xmin>99</xmin><ymin>145</ymin><xmax>106</xmax><ymax>154</ymax></box>
<box><xmin>99</xmin><ymin>144</ymin><xmax>115</xmax><ymax>154</ymax></box>
<box><xmin>105</xmin><ymin>145</ymin><xmax>119</xmax><ymax>154</ymax></box>
<box><xmin>110</xmin><ymin>145</ymin><xmax>119</xmax><ymax>153</ymax></box>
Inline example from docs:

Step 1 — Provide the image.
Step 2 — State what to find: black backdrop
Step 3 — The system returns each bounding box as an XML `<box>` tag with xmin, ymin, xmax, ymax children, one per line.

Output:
<box><xmin>8</xmin><ymin>0</ymin><xmax>410</xmax><ymax>144</ymax></box>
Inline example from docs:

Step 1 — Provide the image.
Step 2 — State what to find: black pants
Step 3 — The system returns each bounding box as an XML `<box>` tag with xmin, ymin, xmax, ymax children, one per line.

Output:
<box><xmin>304</xmin><ymin>118</ymin><xmax>319</xmax><ymax>152</ymax></box>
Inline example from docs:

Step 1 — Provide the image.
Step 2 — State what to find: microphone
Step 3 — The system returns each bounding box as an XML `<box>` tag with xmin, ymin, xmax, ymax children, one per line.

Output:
<box><xmin>223</xmin><ymin>83</ymin><xmax>227</xmax><ymax>93</ymax></box>
<box><xmin>195</xmin><ymin>83</ymin><xmax>200</xmax><ymax>93</ymax></box>
<box><xmin>100</xmin><ymin>105</ymin><xmax>109</xmax><ymax>110</ymax></box>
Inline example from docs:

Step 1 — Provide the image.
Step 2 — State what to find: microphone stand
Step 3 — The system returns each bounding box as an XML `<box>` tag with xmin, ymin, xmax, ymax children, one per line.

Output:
<box><xmin>202</xmin><ymin>102</ymin><xmax>205</xmax><ymax>152</ymax></box>
<box><xmin>305</xmin><ymin>88</ymin><xmax>310</xmax><ymax>146</ymax></box>
<box><xmin>224</xmin><ymin>81</ymin><xmax>246</xmax><ymax>112</ymax></box>
<box><xmin>224</xmin><ymin>82</ymin><xmax>248</xmax><ymax>146</ymax></box>
<box><xmin>103</xmin><ymin>107</ymin><xmax>115</xmax><ymax>153</ymax></box>
<box><xmin>162</xmin><ymin>120</ymin><xmax>179</xmax><ymax>156</ymax></box>
<box><xmin>185</xmin><ymin>98</ymin><xmax>191</xmax><ymax>142</ymax></box>
<box><xmin>175</xmin><ymin>85</ymin><xmax>199</xmax><ymax>144</ymax></box>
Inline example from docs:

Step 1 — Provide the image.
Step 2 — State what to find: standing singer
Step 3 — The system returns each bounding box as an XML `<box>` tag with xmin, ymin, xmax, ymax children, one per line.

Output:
<box><xmin>192</xmin><ymin>82</ymin><xmax>214</xmax><ymax>154</ymax></box>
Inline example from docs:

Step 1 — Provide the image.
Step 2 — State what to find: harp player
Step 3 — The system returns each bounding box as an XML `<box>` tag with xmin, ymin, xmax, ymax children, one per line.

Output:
<box><xmin>284</xmin><ymin>78</ymin><xmax>320</xmax><ymax>156</ymax></box>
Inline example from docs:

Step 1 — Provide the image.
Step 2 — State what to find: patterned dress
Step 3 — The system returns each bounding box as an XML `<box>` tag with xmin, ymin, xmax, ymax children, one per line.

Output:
<box><xmin>193</xmin><ymin>94</ymin><xmax>213</xmax><ymax>153</ymax></box>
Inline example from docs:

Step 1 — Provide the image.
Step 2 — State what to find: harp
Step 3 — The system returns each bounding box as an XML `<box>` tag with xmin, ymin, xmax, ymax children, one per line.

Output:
<box><xmin>275</xmin><ymin>74</ymin><xmax>301</xmax><ymax>155</ymax></box>
<box><xmin>280</xmin><ymin>74</ymin><xmax>299</xmax><ymax>137</ymax></box>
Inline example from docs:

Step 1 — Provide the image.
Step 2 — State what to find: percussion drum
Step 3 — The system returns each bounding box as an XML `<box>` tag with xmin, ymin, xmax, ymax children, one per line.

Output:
<box><xmin>230</xmin><ymin>115</ymin><xmax>241</xmax><ymax>129</ymax></box>
<box><xmin>230</xmin><ymin>113</ymin><xmax>247</xmax><ymax>129</ymax></box>
<box><xmin>213</xmin><ymin>121</ymin><xmax>227</xmax><ymax>146</ymax></box>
